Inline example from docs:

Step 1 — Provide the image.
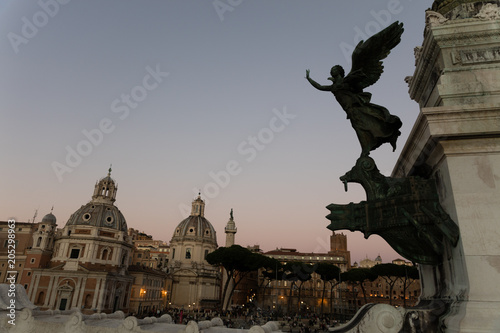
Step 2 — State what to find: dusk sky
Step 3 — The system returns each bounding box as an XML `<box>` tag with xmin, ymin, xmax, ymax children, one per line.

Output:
<box><xmin>1</xmin><ymin>1</ymin><xmax>432</xmax><ymax>265</ymax></box>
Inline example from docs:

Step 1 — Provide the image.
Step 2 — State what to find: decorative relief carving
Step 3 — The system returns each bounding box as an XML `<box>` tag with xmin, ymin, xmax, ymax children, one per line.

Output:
<box><xmin>425</xmin><ymin>10</ymin><xmax>448</xmax><ymax>32</ymax></box>
<box><xmin>404</xmin><ymin>76</ymin><xmax>413</xmax><ymax>87</ymax></box>
<box><xmin>475</xmin><ymin>3</ymin><xmax>500</xmax><ymax>20</ymax></box>
<box><xmin>452</xmin><ymin>47</ymin><xmax>500</xmax><ymax>65</ymax></box>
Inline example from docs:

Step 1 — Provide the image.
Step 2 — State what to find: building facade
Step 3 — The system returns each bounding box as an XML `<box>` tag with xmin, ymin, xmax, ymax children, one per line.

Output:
<box><xmin>26</xmin><ymin>169</ymin><xmax>134</xmax><ymax>313</ymax></box>
<box><xmin>258</xmin><ymin>231</ymin><xmax>351</xmax><ymax>314</ymax></box>
<box><xmin>348</xmin><ymin>257</ymin><xmax>420</xmax><ymax>311</ymax></box>
<box><xmin>128</xmin><ymin>265</ymin><xmax>169</xmax><ymax>316</ymax></box>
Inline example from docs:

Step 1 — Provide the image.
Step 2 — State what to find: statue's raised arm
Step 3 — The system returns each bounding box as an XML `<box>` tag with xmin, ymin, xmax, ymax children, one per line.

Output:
<box><xmin>306</xmin><ymin>21</ymin><xmax>404</xmax><ymax>157</ymax></box>
<box><xmin>305</xmin><ymin>69</ymin><xmax>332</xmax><ymax>92</ymax></box>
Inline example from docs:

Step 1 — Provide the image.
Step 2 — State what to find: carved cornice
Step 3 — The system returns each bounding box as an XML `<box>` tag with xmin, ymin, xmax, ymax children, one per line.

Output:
<box><xmin>393</xmin><ymin>104</ymin><xmax>500</xmax><ymax>177</ymax></box>
<box><xmin>434</xmin><ymin>29</ymin><xmax>500</xmax><ymax>46</ymax></box>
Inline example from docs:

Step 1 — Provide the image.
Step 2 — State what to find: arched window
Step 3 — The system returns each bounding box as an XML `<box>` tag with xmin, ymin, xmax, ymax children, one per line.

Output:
<box><xmin>36</xmin><ymin>237</ymin><xmax>42</xmax><ymax>247</ymax></box>
<box><xmin>36</xmin><ymin>291</ymin><xmax>45</xmax><ymax>305</ymax></box>
<box><xmin>84</xmin><ymin>294</ymin><xmax>92</xmax><ymax>308</ymax></box>
<box><xmin>102</xmin><ymin>249</ymin><xmax>108</xmax><ymax>260</ymax></box>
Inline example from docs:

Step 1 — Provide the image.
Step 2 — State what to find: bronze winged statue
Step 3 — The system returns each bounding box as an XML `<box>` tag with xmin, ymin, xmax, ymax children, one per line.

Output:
<box><xmin>306</xmin><ymin>21</ymin><xmax>404</xmax><ymax>157</ymax></box>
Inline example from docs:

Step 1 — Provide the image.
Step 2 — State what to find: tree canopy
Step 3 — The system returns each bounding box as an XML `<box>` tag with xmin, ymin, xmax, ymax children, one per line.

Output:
<box><xmin>205</xmin><ymin>245</ymin><xmax>273</xmax><ymax>311</ymax></box>
<box><xmin>341</xmin><ymin>268</ymin><xmax>378</xmax><ymax>305</ymax></box>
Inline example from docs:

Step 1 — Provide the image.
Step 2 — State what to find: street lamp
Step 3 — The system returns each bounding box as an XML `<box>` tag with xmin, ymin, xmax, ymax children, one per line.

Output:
<box><xmin>161</xmin><ymin>290</ymin><xmax>168</xmax><ymax>311</ymax></box>
<box><xmin>139</xmin><ymin>288</ymin><xmax>146</xmax><ymax>315</ymax></box>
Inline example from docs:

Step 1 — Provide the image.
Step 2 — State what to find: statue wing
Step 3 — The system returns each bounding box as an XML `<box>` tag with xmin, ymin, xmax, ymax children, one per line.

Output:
<box><xmin>345</xmin><ymin>21</ymin><xmax>404</xmax><ymax>91</ymax></box>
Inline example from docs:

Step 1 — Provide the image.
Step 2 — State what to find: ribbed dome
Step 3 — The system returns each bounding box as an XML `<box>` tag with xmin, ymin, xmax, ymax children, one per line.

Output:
<box><xmin>171</xmin><ymin>215</ymin><xmax>217</xmax><ymax>245</ymax></box>
<box><xmin>66</xmin><ymin>202</ymin><xmax>128</xmax><ymax>231</ymax></box>
<box><xmin>64</xmin><ymin>168</ymin><xmax>127</xmax><ymax>231</ymax></box>
<box><xmin>41</xmin><ymin>213</ymin><xmax>57</xmax><ymax>224</ymax></box>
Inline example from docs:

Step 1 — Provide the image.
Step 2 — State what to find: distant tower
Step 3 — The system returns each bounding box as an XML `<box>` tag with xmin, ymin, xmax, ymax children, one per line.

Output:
<box><xmin>225</xmin><ymin>208</ymin><xmax>237</xmax><ymax>247</ymax></box>
<box><xmin>330</xmin><ymin>231</ymin><xmax>347</xmax><ymax>252</ymax></box>
<box><xmin>21</xmin><ymin>211</ymin><xmax>58</xmax><ymax>289</ymax></box>
<box><xmin>329</xmin><ymin>231</ymin><xmax>351</xmax><ymax>269</ymax></box>
<box><xmin>32</xmin><ymin>211</ymin><xmax>57</xmax><ymax>252</ymax></box>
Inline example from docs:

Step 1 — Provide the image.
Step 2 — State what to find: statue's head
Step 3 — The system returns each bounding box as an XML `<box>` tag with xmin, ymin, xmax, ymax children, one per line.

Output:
<box><xmin>328</xmin><ymin>65</ymin><xmax>344</xmax><ymax>81</ymax></box>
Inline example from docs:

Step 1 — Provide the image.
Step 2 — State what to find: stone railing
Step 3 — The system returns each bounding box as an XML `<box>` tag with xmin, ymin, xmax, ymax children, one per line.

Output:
<box><xmin>1</xmin><ymin>307</ymin><xmax>282</xmax><ymax>333</ymax></box>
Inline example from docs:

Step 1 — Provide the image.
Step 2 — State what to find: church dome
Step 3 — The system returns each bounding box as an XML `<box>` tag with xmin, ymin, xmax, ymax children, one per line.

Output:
<box><xmin>171</xmin><ymin>195</ymin><xmax>217</xmax><ymax>246</ymax></box>
<box><xmin>65</xmin><ymin>167</ymin><xmax>127</xmax><ymax>231</ymax></box>
<box><xmin>41</xmin><ymin>212</ymin><xmax>57</xmax><ymax>224</ymax></box>
<box><xmin>66</xmin><ymin>202</ymin><xmax>127</xmax><ymax>231</ymax></box>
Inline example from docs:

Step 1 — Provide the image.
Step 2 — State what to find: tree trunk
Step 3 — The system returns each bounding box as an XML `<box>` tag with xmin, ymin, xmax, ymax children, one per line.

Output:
<box><xmin>224</xmin><ymin>271</ymin><xmax>250</xmax><ymax>311</ymax></box>
<box><xmin>287</xmin><ymin>282</ymin><xmax>295</xmax><ymax>315</ymax></box>
<box><xmin>388</xmin><ymin>282</ymin><xmax>394</xmax><ymax>306</ymax></box>
<box><xmin>297</xmin><ymin>282</ymin><xmax>303</xmax><ymax>313</ymax></box>
<box><xmin>330</xmin><ymin>284</ymin><xmax>334</xmax><ymax>317</ymax></box>
<box><xmin>221</xmin><ymin>270</ymin><xmax>233</xmax><ymax>312</ymax></box>
<box><xmin>359</xmin><ymin>283</ymin><xmax>368</xmax><ymax>305</ymax></box>
<box><xmin>320</xmin><ymin>281</ymin><xmax>326</xmax><ymax>314</ymax></box>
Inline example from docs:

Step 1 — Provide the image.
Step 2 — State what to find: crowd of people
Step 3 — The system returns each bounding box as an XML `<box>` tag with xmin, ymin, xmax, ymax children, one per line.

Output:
<box><xmin>130</xmin><ymin>307</ymin><xmax>343</xmax><ymax>332</ymax></box>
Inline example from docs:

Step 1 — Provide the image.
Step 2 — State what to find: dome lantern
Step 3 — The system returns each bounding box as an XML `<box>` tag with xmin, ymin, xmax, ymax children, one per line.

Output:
<box><xmin>190</xmin><ymin>193</ymin><xmax>205</xmax><ymax>217</ymax></box>
<box><xmin>92</xmin><ymin>166</ymin><xmax>117</xmax><ymax>204</ymax></box>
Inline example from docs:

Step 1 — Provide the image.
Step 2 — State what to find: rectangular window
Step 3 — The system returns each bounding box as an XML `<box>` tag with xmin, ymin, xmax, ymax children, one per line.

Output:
<box><xmin>59</xmin><ymin>298</ymin><xmax>67</xmax><ymax>311</ymax></box>
<box><xmin>4</xmin><ymin>272</ymin><xmax>18</xmax><ymax>283</ymax></box>
<box><xmin>70</xmin><ymin>248</ymin><xmax>80</xmax><ymax>259</ymax></box>
<box><xmin>3</xmin><ymin>240</ymin><xmax>18</xmax><ymax>248</ymax></box>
